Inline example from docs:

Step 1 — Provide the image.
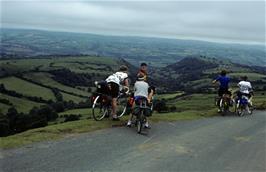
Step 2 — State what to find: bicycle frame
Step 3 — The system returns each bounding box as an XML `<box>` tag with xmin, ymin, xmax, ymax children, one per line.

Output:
<box><xmin>236</xmin><ymin>95</ymin><xmax>251</xmax><ymax>116</ymax></box>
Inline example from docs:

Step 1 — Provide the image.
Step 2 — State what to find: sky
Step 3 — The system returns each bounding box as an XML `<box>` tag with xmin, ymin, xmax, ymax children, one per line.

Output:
<box><xmin>1</xmin><ymin>0</ymin><xmax>265</xmax><ymax>44</ymax></box>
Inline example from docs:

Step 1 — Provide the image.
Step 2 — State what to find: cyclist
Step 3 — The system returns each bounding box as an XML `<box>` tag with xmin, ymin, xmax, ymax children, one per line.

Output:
<box><xmin>105</xmin><ymin>65</ymin><xmax>129</xmax><ymax>121</ymax></box>
<box><xmin>127</xmin><ymin>73</ymin><xmax>151</xmax><ymax>128</ymax></box>
<box><xmin>236</xmin><ymin>76</ymin><xmax>253</xmax><ymax>110</ymax></box>
<box><xmin>212</xmin><ymin>70</ymin><xmax>231</xmax><ymax>112</ymax></box>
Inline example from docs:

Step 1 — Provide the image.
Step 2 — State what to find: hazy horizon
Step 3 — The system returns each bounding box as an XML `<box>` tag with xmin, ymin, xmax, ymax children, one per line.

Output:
<box><xmin>1</xmin><ymin>1</ymin><xmax>265</xmax><ymax>45</ymax></box>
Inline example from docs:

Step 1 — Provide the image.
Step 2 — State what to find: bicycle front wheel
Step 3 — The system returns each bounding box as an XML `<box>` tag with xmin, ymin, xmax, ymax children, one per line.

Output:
<box><xmin>117</xmin><ymin>95</ymin><xmax>127</xmax><ymax>118</ymax></box>
<box><xmin>92</xmin><ymin>95</ymin><xmax>108</xmax><ymax>121</ymax></box>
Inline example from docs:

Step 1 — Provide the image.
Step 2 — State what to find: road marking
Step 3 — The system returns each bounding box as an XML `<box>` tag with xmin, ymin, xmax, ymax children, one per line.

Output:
<box><xmin>143</xmin><ymin>135</ymin><xmax>156</xmax><ymax>144</ymax></box>
<box><xmin>234</xmin><ymin>136</ymin><xmax>251</xmax><ymax>142</ymax></box>
<box><xmin>175</xmin><ymin>145</ymin><xmax>190</xmax><ymax>154</ymax></box>
<box><xmin>168</xmin><ymin>122</ymin><xmax>176</xmax><ymax>127</ymax></box>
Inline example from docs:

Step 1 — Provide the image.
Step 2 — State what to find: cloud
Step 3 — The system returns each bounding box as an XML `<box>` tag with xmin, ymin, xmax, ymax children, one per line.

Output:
<box><xmin>1</xmin><ymin>0</ymin><xmax>265</xmax><ymax>44</ymax></box>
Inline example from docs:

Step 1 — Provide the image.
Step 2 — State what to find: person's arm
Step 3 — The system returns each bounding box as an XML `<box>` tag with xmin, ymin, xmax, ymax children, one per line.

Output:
<box><xmin>124</xmin><ymin>78</ymin><xmax>129</xmax><ymax>87</ymax></box>
<box><xmin>212</xmin><ymin>76</ymin><xmax>219</xmax><ymax>84</ymax></box>
<box><xmin>212</xmin><ymin>78</ymin><xmax>219</xmax><ymax>84</ymax></box>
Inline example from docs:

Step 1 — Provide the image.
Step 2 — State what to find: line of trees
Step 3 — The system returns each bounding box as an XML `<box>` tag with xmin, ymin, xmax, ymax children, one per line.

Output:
<box><xmin>0</xmin><ymin>97</ymin><xmax>93</xmax><ymax>137</ymax></box>
<box><xmin>0</xmin><ymin>105</ymin><xmax>57</xmax><ymax>136</ymax></box>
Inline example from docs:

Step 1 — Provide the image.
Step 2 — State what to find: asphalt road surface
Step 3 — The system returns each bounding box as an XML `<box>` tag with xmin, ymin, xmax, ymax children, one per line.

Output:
<box><xmin>1</xmin><ymin>111</ymin><xmax>266</xmax><ymax>172</ymax></box>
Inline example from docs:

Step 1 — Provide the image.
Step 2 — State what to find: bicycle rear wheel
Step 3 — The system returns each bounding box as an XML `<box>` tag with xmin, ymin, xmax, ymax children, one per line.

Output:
<box><xmin>248</xmin><ymin>104</ymin><xmax>253</xmax><ymax>115</ymax></box>
<box><xmin>92</xmin><ymin>95</ymin><xmax>108</xmax><ymax>121</ymax></box>
<box><xmin>137</xmin><ymin>118</ymin><xmax>143</xmax><ymax>134</ymax></box>
<box><xmin>136</xmin><ymin>111</ymin><xmax>144</xmax><ymax>134</ymax></box>
<box><xmin>237</xmin><ymin>105</ymin><xmax>245</xmax><ymax>117</ymax></box>
<box><xmin>219</xmin><ymin>99</ymin><xmax>226</xmax><ymax>116</ymax></box>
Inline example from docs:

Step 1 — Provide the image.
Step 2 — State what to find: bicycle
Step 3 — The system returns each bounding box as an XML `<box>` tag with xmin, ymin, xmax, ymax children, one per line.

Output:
<box><xmin>216</xmin><ymin>93</ymin><xmax>231</xmax><ymax>116</ymax></box>
<box><xmin>92</xmin><ymin>81</ymin><xmax>128</xmax><ymax>121</ymax></box>
<box><xmin>235</xmin><ymin>95</ymin><xmax>253</xmax><ymax>116</ymax></box>
<box><xmin>133</xmin><ymin>97</ymin><xmax>152</xmax><ymax>134</ymax></box>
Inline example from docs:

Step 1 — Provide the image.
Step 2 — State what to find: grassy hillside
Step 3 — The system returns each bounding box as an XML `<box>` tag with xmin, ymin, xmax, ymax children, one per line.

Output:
<box><xmin>61</xmin><ymin>92</ymin><xmax>87</xmax><ymax>103</ymax></box>
<box><xmin>0</xmin><ymin>93</ymin><xmax>44</xmax><ymax>113</ymax></box>
<box><xmin>23</xmin><ymin>72</ymin><xmax>91</xmax><ymax>97</ymax></box>
<box><xmin>0</xmin><ymin>56</ymin><xmax>135</xmax><ymax>116</ymax></box>
<box><xmin>151</xmin><ymin>57</ymin><xmax>266</xmax><ymax>92</ymax></box>
<box><xmin>0</xmin><ymin>76</ymin><xmax>56</xmax><ymax>101</ymax></box>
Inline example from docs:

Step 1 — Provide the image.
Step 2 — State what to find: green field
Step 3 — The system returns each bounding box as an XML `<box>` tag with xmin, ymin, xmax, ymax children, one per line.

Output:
<box><xmin>59</xmin><ymin>108</ymin><xmax>91</xmax><ymax>116</ymax></box>
<box><xmin>24</xmin><ymin>72</ymin><xmax>91</xmax><ymax>97</ymax></box>
<box><xmin>0</xmin><ymin>56</ymin><xmax>118</xmax><ymax>74</ymax></box>
<box><xmin>166</xmin><ymin>94</ymin><xmax>216</xmax><ymax>111</ymax></box>
<box><xmin>0</xmin><ymin>103</ymin><xmax>11</xmax><ymax>114</ymax></box>
<box><xmin>156</xmin><ymin>91</ymin><xmax>184</xmax><ymax>99</ymax></box>
<box><xmin>0</xmin><ymin>93</ymin><xmax>44</xmax><ymax>113</ymax></box>
<box><xmin>0</xmin><ymin>76</ymin><xmax>56</xmax><ymax>101</ymax></box>
<box><xmin>229</xmin><ymin>72</ymin><xmax>266</xmax><ymax>81</ymax></box>
<box><xmin>61</xmin><ymin>92</ymin><xmax>87</xmax><ymax>103</ymax></box>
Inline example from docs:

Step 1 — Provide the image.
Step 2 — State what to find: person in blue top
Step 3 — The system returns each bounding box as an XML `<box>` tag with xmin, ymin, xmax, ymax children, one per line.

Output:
<box><xmin>212</xmin><ymin>70</ymin><xmax>231</xmax><ymax>111</ymax></box>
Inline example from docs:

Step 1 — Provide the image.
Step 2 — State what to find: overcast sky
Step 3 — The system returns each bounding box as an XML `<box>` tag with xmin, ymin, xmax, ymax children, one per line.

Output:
<box><xmin>1</xmin><ymin>0</ymin><xmax>265</xmax><ymax>44</ymax></box>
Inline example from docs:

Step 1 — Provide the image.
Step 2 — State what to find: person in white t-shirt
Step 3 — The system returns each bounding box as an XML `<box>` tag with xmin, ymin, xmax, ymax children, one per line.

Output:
<box><xmin>236</xmin><ymin>76</ymin><xmax>253</xmax><ymax>106</ymax></box>
<box><xmin>127</xmin><ymin>74</ymin><xmax>151</xmax><ymax>128</ymax></box>
<box><xmin>105</xmin><ymin>65</ymin><xmax>129</xmax><ymax>120</ymax></box>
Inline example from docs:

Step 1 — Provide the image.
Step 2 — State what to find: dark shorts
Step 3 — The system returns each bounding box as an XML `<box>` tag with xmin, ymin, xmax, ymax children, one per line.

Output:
<box><xmin>218</xmin><ymin>88</ymin><xmax>231</xmax><ymax>97</ymax></box>
<box><xmin>236</xmin><ymin>91</ymin><xmax>251</xmax><ymax>99</ymax></box>
<box><xmin>96</xmin><ymin>81</ymin><xmax>119</xmax><ymax>98</ymax></box>
<box><xmin>107</xmin><ymin>82</ymin><xmax>119</xmax><ymax>98</ymax></box>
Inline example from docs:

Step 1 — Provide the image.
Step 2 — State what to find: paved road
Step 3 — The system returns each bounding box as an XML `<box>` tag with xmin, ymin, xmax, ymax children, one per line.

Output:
<box><xmin>1</xmin><ymin>111</ymin><xmax>266</xmax><ymax>172</ymax></box>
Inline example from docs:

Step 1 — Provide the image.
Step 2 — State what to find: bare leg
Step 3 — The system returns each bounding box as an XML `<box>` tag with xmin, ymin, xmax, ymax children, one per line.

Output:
<box><xmin>127</xmin><ymin>101</ymin><xmax>135</xmax><ymax>126</ymax></box>
<box><xmin>147</xmin><ymin>90</ymin><xmax>154</xmax><ymax>104</ymax></box>
<box><xmin>112</xmin><ymin>98</ymin><xmax>117</xmax><ymax>118</ymax></box>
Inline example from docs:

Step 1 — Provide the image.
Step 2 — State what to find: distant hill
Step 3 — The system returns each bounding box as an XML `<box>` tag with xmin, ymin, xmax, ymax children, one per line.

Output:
<box><xmin>1</xmin><ymin>28</ymin><xmax>265</xmax><ymax>67</ymax></box>
<box><xmin>151</xmin><ymin>56</ymin><xmax>266</xmax><ymax>92</ymax></box>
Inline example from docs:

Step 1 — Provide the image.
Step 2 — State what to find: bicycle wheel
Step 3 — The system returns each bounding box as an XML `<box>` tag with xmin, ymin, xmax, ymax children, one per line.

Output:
<box><xmin>117</xmin><ymin>95</ymin><xmax>128</xmax><ymax>118</ymax></box>
<box><xmin>237</xmin><ymin>105</ymin><xmax>244</xmax><ymax>117</ymax></box>
<box><xmin>219</xmin><ymin>99</ymin><xmax>225</xmax><ymax>115</ymax></box>
<box><xmin>248</xmin><ymin>106</ymin><xmax>253</xmax><ymax>115</ymax></box>
<box><xmin>92</xmin><ymin>95</ymin><xmax>108</xmax><ymax>121</ymax></box>
<box><xmin>136</xmin><ymin>112</ymin><xmax>143</xmax><ymax>134</ymax></box>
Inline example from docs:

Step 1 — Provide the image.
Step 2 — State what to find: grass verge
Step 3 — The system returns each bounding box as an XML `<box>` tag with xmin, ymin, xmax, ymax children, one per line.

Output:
<box><xmin>0</xmin><ymin>109</ymin><xmax>217</xmax><ymax>149</ymax></box>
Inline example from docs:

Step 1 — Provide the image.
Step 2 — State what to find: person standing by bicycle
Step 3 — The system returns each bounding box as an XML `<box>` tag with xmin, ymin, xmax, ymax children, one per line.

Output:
<box><xmin>212</xmin><ymin>70</ymin><xmax>231</xmax><ymax>112</ymax></box>
<box><xmin>105</xmin><ymin>65</ymin><xmax>129</xmax><ymax>121</ymax></box>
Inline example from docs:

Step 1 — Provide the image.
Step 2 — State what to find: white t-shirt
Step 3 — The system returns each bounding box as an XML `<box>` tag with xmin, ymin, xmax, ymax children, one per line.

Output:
<box><xmin>134</xmin><ymin>81</ymin><xmax>149</xmax><ymax>98</ymax></box>
<box><xmin>238</xmin><ymin>81</ymin><xmax>252</xmax><ymax>94</ymax></box>
<box><xmin>105</xmin><ymin>71</ymin><xmax>128</xmax><ymax>86</ymax></box>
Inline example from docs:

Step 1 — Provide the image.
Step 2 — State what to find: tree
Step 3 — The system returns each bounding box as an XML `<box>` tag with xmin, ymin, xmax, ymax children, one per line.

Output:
<box><xmin>38</xmin><ymin>105</ymin><xmax>58</xmax><ymax>121</ymax></box>
<box><xmin>6</xmin><ymin>107</ymin><xmax>18</xmax><ymax>133</ymax></box>
<box><xmin>0</xmin><ymin>112</ymin><xmax>10</xmax><ymax>136</ymax></box>
<box><xmin>51</xmin><ymin>101</ymin><xmax>65</xmax><ymax>112</ymax></box>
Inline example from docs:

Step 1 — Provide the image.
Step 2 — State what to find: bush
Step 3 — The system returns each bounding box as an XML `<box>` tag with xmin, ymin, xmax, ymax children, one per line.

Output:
<box><xmin>38</xmin><ymin>105</ymin><xmax>58</xmax><ymax>121</ymax></box>
<box><xmin>64</xmin><ymin>114</ymin><xmax>80</xmax><ymax>122</ymax></box>
<box><xmin>0</xmin><ymin>113</ymin><xmax>10</xmax><ymax>136</ymax></box>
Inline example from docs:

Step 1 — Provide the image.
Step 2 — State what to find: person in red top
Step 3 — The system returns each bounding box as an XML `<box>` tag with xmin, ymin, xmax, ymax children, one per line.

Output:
<box><xmin>137</xmin><ymin>63</ymin><xmax>154</xmax><ymax>103</ymax></box>
<box><xmin>137</xmin><ymin>63</ymin><xmax>148</xmax><ymax>81</ymax></box>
